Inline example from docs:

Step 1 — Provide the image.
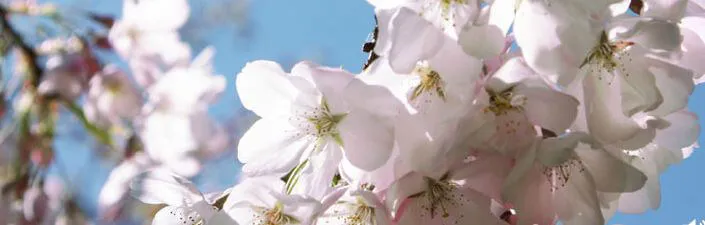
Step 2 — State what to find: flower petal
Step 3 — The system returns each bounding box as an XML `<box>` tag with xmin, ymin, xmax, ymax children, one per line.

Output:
<box><xmin>617</xmin><ymin>154</ymin><xmax>661</xmax><ymax>213</ymax></box>
<box><xmin>516</xmin><ymin>80</ymin><xmax>580</xmax><ymax>133</ymax></box>
<box><xmin>238</xmin><ymin>117</ymin><xmax>312</xmax><ymax>176</ymax></box>
<box><xmin>575</xmin><ymin>144</ymin><xmax>647</xmax><ymax>192</ymax></box>
<box><xmin>236</xmin><ymin>60</ymin><xmax>315</xmax><ymax>118</ymax></box>
<box><xmin>387</xmin><ymin>7</ymin><xmax>445</xmax><ymax>74</ymax></box>
<box><xmin>642</xmin><ymin>0</ymin><xmax>688</xmax><ymax>22</ymax></box>
<box><xmin>338</xmin><ymin>110</ymin><xmax>394</xmax><ymax>171</ymax></box>
<box><xmin>583</xmin><ymin>70</ymin><xmax>642</xmax><ymax>144</ymax></box>
<box><xmin>129</xmin><ymin>168</ymin><xmax>204</xmax><ymax>206</ymax></box>
<box><xmin>618</xmin><ymin>46</ymin><xmax>663</xmax><ymax>116</ymax></box>
<box><xmin>645</xmin><ymin>57</ymin><xmax>694</xmax><ymax>116</ymax></box>
<box><xmin>655</xmin><ymin>110</ymin><xmax>700</xmax><ymax>150</ymax></box>
<box><xmin>554</xmin><ymin>167</ymin><xmax>604</xmax><ymax>225</ymax></box>
<box><xmin>458</xmin><ymin>24</ymin><xmax>505</xmax><ymax>59</ymax></box>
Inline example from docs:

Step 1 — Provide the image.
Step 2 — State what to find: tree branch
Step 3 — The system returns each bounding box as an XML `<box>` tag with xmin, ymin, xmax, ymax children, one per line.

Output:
<box><xmin>0</xmin><ymin>4</ymin><xmax>43</xmax><ymax>88</ymax></box>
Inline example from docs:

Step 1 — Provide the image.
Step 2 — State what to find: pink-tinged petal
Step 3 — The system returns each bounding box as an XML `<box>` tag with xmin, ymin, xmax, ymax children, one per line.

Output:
<box><xmin>554</xmin><ymin>169</ymin><xmax>604</xmax><ymax>225</ymax></box>
<box><xmin>484</xmin><ymin>110</ymin><xmax>537</xmax><ymax>157</ymax></box>
<box><xmin>655</xmin><ymin>110</ymin><xmax>700</xmax><ymax>150</ymax></box>
<box><xmin>236</xmin><ymin>60</ymin><xmax>315</xmax><ymax>118</ymax></box>
<box><xmin>583</xmin><ymin>70</ymin><xmax>642</xmax><ymax>144</ymax></box>
<box><xmin>385</xmin><ymin>172</ymin><xmax>427</xmax><ymax>215</ymax></box>
<box><xmin>338</xmin><ymin>110</ymin><xmax>394</xmax><ymax>171</ymax></box>
<box><xmin>387</xmin><ymin>7</ymin><xmax>445</xmax><ymax>74</ymax></box>
<box><xmin>396</xmin><ymin>185</ymin><xmax>507</xmax><ymax>225</ymax></box>
<box><xmin>516</xmin><ymin>80</ymin><xmax>580</xmax><ymax>134</ymax></box>
<box><xmin>514</xmin><ymin>0</ymin><xmax>597</xmax><ymax>77</ymax></box>
<box><xmin>575</xmin><ymin>144</ymin><xmax>647</xmax><ymax>192</ymax></box>
<box><xmin>454</xmin><ymin>152</ymin><xmax>513</xmax><ymax>201</ymax></box>
<box><xmin>687</xmin><ymin>0</ymin><xmax>705</xmax><ymax>13</ymax></box>
<box><xmin>395</xmin><ymin>112</ymin><xmax>456</xmax><ymax>176</ymax></box>
<box><xmin>502</xmin><ymin>159</ymin><xmax>556</xmax><ymax>225</ymax></box>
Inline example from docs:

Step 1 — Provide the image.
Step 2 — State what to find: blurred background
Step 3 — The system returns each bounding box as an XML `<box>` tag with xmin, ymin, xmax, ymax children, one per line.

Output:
<box><xmin>1</xmin><ymin>0</ymin><xmax>703</xmax><ymax>224</ymax></box>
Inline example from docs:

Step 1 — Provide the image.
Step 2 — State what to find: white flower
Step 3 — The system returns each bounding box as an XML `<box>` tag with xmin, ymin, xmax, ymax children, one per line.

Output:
<box><xmin>314</xmin><ymin>185</ymin><xmax>392</xmax><ymax>225</ymax></box>
<box><xmin>368</xmin><ymin>0</ymin><xmax>479</xmax><ymax>36</ymax></box>
<box><xmin>130</xmin><ymin>168</ymin><xmax>221</xmax><ymax>225</ymax></box>
<box><xmin>84</xmin><ymin>65</ymin><xmax>142</xmax><ymax>127</ymax></box>
<box><xmin>502</xmin><ymin>133</ymin><xmax>647</xmax><ymax>225</ymax></box>
<box><xmin>37</xmin><ymin>54</ymin><xmax>90</xmax><ymax>100</ymax></box>
<box><xmin>468</xmin><ymin>57</ymin><xmax>579</xmax><ymax>157</ymax></box>
<box><xmin>236</xmin><ymin>60</ymin><xmax>395</xmax><ymax>179</ymax></box>
<box><xmin>374</xmin><ymin>6</ymin><xmax>482</xmax><ymax>74</ymax></box>
<box><xmin>140</xmin><ymin>111</ymin><xmax>225</xmax><ymax>177</ymax></box>
<box><xmin>109</xmin><ymin>0</ymin><xmax>192</xmax><ymax>87</ymax></box>
<box><xmin>98</xmin><ymin>152</ymin><xmax>154</xmax><ymax>214</ymax></box>
<box><xmin>146</xmin><ymin>47</ymin><xmax>225</xmax><ymax>115</ymax></box>
<box><xmin>617</xmin><ymin>110</ymin><xmax>700</xmax><ymax>213</ymax></box>
<box><xmin>385</xmin><ymin>164</ymin><xmax>507</xmax><ymax>225</ymax></box>
<box><xmin>215</xmin><ymin>176</ymin><xmax>322</xmax><ymax>225</ymax></box>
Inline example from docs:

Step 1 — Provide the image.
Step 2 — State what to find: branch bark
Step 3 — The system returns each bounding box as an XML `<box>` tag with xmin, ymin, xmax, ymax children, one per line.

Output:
<box><xmin>0</xmin><ymin>4</ymin><xmax>43</xmax><ymax>87</ymax></box>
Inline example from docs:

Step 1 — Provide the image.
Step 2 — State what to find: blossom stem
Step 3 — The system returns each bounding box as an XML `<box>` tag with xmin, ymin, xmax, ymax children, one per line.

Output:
<box><xmin>61</xmin><ymin>99</ymin><xmax>114</xmax><ymax>148</ymax></box>
<box><xmin>285</xmin><ymin>159</ymin><xmax>309</xmax><ymax>194</ymax></box>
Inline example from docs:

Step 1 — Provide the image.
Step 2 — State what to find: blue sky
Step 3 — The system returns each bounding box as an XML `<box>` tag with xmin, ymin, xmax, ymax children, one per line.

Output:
<box><xmin>35</xmin><ymin>0</ymin><xmax>705</xmax><ymax>224</ymax></box>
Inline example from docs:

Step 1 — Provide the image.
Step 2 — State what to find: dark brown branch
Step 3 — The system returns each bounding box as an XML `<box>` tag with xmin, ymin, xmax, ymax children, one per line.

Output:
<box><xmin>0</xmin><ymin>4</ymin><xmax>43</xmax><ymax>88</ymax></box>
<box><xmin>362</xmin><ymin>15</ymin><xmax>379</xmax><ymax>70</ymax></box>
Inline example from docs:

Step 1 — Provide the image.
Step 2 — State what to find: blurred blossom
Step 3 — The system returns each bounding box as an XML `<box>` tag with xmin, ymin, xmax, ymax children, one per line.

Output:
<box><xmin>84</xmin><ymin>64</ymin><xmax>142</xmax><ymax>127</ymax></box>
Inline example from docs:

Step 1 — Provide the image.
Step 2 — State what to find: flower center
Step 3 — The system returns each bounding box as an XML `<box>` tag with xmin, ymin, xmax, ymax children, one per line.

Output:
<box><xmin>343</xmin><ymin>201</ymin><xmax>376</xmax><ymax>225</ymax></box>
<box><xmin>254</xmin><ymin>204</ymin><xmax>299</xmax><ymax>225</ymax></box>
<box><xmin>580</xmin><ymin>32</ymin><xmax>634</xmax><ymax>78</ymax></box>
<box><xmin>104</xmin><ymin>79</ymin><xmax>123</xmax><ymax>95</ymax></box>
<box><xmin>542</xmin><ymin>158</ymin><xmax>586</xmax><ymax>192</ymax></box>
<box><xmin>411</xmin><ymin>64</ymin><xmax>446</xmax><ymax>102</ymax></box>
<box><xmin>408</xmin><ymin>176</ymin><xmax>463</xmax><ymax>219</ymax></box>
<box><xmin>484</xmin><ymin>87</ymin><xmax>526</xmax><ymax>116</ymax></box>
<box><xmin>304</xmin><ymin>97</ymin><xmax>347</xmax><ymax>146</ymax></box>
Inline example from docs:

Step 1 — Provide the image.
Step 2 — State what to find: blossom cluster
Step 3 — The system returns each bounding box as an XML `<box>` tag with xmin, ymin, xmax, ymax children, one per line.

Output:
<box><xmin>127</xmin><ymin>0</ymin><xmax>704</xmax><ymax>225</ymax></box>
<box><xmin>0</xmin><ymin>0</ymin><xmax>234</xmax><ymax>223</ymax></box>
